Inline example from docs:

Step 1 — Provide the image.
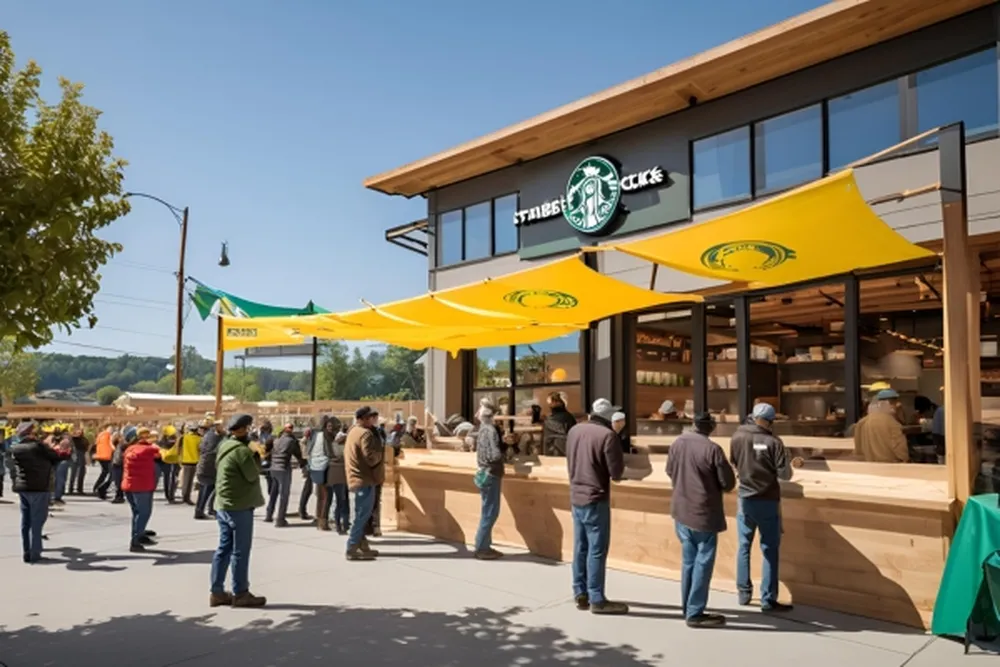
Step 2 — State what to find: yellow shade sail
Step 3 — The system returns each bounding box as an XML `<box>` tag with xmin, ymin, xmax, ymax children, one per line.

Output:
<box><xmin>608</xmin><ymin>169</ymin><xmax>935</xmax><ymax>286</ymax></box>
<box><xmin>433</xmin><ymin>255</ymin><xmax>698</xmax><ymax>325</ymax></box>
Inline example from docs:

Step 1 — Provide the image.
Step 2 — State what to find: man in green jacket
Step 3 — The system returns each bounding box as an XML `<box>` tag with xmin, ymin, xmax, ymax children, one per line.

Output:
<box><xmin>210</xmin><ymin>414</ymin><xmax>266</xmax><ymax>608</ymax></box>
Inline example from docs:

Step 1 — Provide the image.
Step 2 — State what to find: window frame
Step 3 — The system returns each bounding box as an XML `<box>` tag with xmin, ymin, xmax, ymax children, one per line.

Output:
<box><xmin>690</xmin><ymin>124</ymin><xmax>754</xmax><ymax>212</ymax></box>
<box><xmin>434</xmin><ymin>191</ymin><xmax>521</xmax><ymax>269</ymax></box>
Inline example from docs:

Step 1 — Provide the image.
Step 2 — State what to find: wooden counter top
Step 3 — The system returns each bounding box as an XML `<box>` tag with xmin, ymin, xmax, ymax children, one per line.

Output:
<box><xmin>396</xmin><ymin>449</ymin><xmax>951</xmax><ymax>511</ymax></box>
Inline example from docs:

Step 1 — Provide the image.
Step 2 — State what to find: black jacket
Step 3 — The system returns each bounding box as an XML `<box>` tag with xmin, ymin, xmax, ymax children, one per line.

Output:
<box><xmin>196</xmin><ymin>430</ymin><xmax>223</xmax><ymax>481</ymax></box>
<box><xmin>667</xmin><ymin>431</ymin><xmax>736</xmax><ymax>533</ymax></box>
<box><xmin>729</xmin><ymin>423</ymin><xmax>791</xmax><ymax>501</ymax></box>
<box><xmin>267</xmin><ymin>432</ymin><xmax>304</xmax><ymax>472</ymax></box>
<box><xmin>543</xmin><ymin>406</ymin><xmax>578</xmax><ymax>457</ymax></box>
<box><xmin>11</xmin><ymin>438</ymin><xmax>63</xmax><ymax>492</ymax></box>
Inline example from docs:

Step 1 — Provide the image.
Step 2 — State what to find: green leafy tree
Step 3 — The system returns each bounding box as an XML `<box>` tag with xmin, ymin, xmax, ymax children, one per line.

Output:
<box><xmin>0</xmin><ymin>32</ymin><xmax>130</xmax><ymax>348</ymax></box>
<box><xmin>0</xmin><ymin>337</ymin><xmax>38</xmax><ymax>404</ymax></box>
<box><xmin>129</xmin><ymin>380</ymin><xmax>160</xmax><ymax>393</ymax></box>
<box><xmin>95</xmin><ymin>385</ymin><xmax>122</xmax><ymax>405</ymax></box>
<box><xmin>266</xmin><ymin>389</ymin><xmax>310</xmax><ymax>402</ymax></box>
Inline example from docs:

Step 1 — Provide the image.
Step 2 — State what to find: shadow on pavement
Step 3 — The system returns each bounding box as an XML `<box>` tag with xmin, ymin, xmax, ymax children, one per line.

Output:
<box><xmin>0</xmin><ymin>604</ymin><xmax>661</xmax><ymax>667</ymax></box>
<box><xmin>38</xmin><ymin>546</ymin><xmax>217</xmax><ymax>572</ymax></box>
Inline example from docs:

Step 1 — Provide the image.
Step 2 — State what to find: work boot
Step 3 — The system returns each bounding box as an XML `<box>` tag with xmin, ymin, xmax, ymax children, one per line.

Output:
<box><xmin>138</xmin><ymin>535</ymin><xmax>157</xmax><ymax>546</ymax></box>
<box><xmin>129</xmin><ymin>542</ymin><xmax>146</xmax><ymax>553</ymax></box>
<box><xmin>474</xmin><ymin>548</ymin><xmax>503</xmax><ymax>560</ymax></box>
<box><xmin>686</xmin><ymin>613</ymin><xmax>726</xmax><ymax>628</ymax></box>
<box><xmin>275</xmin><ymin>519</ymin><xmax>289</xmax><ymax>528</ymax></box>
<box><xmin>232</xmin><ymin>592</ymin><xmax>267</xmax><ymax>608</ymax></box>
<box><xmin>346</xmin><ymin>545</ymin><xmax>376</xmax><ymax>561</ymax></box>
<box><xmin>360</xmin><ymin>538</ymin><xmax>379</xmax><ymax>557</ymax></box>
<box><xmin>762</xmin><ymin>602</ymin><xmax>794</xmax><ymax>613</ymax></box>
<box><xmin>575</xmin><ymin>594</ymin><xmax>590</xmax><ymax>610</ymax></box>
<box><xmin>318</xmin><ymin>517</ymin><xmax>331</xmax><ymax>531</ymax></box>
<box><xmin>194</xmin><ymin>512</ymin><xmax>210</xmax><ymax>520</ymax></box>
<box><xmin>209</xmin><ymin>592</ymin><xmax>233</xmax><ymax>607</ymax></box>
<box><xmin>590</xmin><ymin>600</ymin><xmax>629</xmax><ymax>615</ymax></box>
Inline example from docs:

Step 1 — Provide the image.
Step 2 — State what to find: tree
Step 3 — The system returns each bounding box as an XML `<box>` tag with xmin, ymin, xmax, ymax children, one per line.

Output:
<box><xmin>0</xmin><ymin>337</ymin><xmax>38</xmax><ymax>404</ymax></box>
<box><xmin>95</xmin><ymin>385</ymin><xmax>122</xmax><ymax>405</ymax></box>
<box><xmin>0</xmin><ymin>32</ymin><xmax>130</xmax><ymax>348</ymax></box>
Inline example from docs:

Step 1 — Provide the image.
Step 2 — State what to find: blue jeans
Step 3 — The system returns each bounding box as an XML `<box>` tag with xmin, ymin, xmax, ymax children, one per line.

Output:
<box><xmin>125</xmin><ymin>491</ymin><xmax>153</xmax><ymax>543</ymax></box>
<box><xmin>330</xmin><ymin>483</ymin><xmax>349</xmax><ymax>529</ymax></box>
<box><xmin>195</xmin><ymin>480</ymin><xmax>215</xmax><ymax>516</ymax></box>
<box><xmin>211</xmin><ymin>509</ymin><xmax>255</xmax><ymax>595</ymax></box>
<box><xmin>675</xmin><ymin>522</ymin><xmax>719</xmax><ymax>618</ymax></box>
<box><xmin>736</xmin><ymin>497</ymin><xmax>782</xmax><ymax>607</ymax></box>
<box><xmin>347</xmin><ymin>486</ymin><xmax>376</xmax><ymax>550</ymax></box>
<box><xmin>53</xmin><ymin>459</ymin><xmax>70</xmax><ymax>500</ymax></box>
<box><xmin>571</xmin><ymin>499</ymin><xmax>611</xmax><ymax>604</ymax></box>
<box><xmin>474</xmin><ymin>474</ymin><xmax>502</xmax><ymax>552</ymax></box>
<box><xmin>19</xmin><ymin>491</ymin><xmax>49</xmax><ymax>559</ymax></box>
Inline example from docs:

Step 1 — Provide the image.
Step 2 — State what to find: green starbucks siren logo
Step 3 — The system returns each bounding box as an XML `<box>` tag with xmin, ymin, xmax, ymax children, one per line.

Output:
<box><xmin>564</xmin><ymin>156</ymin><xmax>622</xmax><ymax>233</ymax></box>
<box><xmin>700</xmin><ymin>240</ymin><xmax>797</xmax><ymax>273</ymax></box>
<box><xmin>503</xmin><ymin>290</ymin><xmax>579</xmax><ymax>309</ymax></box>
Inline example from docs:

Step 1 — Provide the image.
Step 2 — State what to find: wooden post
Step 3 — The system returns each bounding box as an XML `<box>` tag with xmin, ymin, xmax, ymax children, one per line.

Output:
<box><xmin>214</xmin><ymin>316</ymin><xmax>224</xmax><ymax>419</ymax></box>
<box><xmin>939</xmin><ymin>123</ymin><xmax>974</xmax><ymax>505</ymax></box>
<box><xmin>967</xmin><ymin>246</ymin><xmax>982</xmax><ymax>475</ymax></box>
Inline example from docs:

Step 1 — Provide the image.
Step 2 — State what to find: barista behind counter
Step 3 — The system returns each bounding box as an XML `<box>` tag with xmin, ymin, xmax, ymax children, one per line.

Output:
<box><xmin>853</xmin><ymin>389</ymin><xmax>909</xmax><ymax>463</ymax></box>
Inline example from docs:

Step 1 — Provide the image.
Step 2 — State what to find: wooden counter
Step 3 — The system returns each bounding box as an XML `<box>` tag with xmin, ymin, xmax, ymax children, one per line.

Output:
<box><xmin>387</xmin><ymin>449</ymin><xmax>954</xmax><ymax>629</ymax></box>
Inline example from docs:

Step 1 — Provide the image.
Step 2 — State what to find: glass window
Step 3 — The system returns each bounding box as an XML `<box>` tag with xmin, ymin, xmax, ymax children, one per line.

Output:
<box><xmin>829</xmin><ymin>80</ymin><xmax>901</xmax><ymax>170</ymax></box>
<box><xmin>693</xmin><ymin>127</ymin><xmax>751</xmax><ymax>209</ymax></box>
<box><xmin>916</xmin><ymin>49</ymin><xmax>999</xmax><ymax>139</ymax></box>
<box><xmin>438</xmin><ymin>210</ymin><xmax>462</xmax><ymax>266</ymax></box>
<box><xmin>464</xmin><ymin>202</ymin><xmax>491</xmax><ymax>261</ymax></box>
<box><xmin>474</xmin><ymin>346</ymin><xmax>510</xmax><ymax>388</ymax></box>
<box><xmin>493</xmin><ymin>194</ymin><xmax>519</xmax><ymax>255</ymax></box>
<box><xmin>754</xmin><ymin>105</ymin><xmax>822</xmax><ymax>193</ymax></box>
<box><xmin>515</xmin><ymin>332</ymin><xmax>581</xmax><ymax>385</ymax></box>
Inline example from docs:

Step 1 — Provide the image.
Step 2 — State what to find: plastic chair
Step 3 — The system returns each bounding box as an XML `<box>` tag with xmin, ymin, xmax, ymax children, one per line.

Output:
<box><xmin>965</xmin><ymin>550</ymin><xmax>1000</xmax><ymax>654</ymax></box>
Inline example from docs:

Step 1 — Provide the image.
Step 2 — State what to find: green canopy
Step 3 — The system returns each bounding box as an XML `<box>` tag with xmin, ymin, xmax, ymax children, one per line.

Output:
<box><xmin>189</xmin><ymin>279</ymin><xmax>328</xmax><ymax>320</ymax></box>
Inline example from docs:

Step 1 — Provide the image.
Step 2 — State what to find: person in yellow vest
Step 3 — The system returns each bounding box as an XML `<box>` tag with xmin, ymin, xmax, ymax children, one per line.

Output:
<box><xmin>157</xmin><ymin>425</ymin><xmax>181</xmax><ymax>503</ymax></box>
<box><xmin>180</xmin><ymin>419</ymin><xmax>206</xmax><ymax>505</ymax></box>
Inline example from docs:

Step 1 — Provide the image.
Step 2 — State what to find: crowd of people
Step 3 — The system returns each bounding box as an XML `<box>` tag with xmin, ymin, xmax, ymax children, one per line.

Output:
<box><xmin>1</xmin><ymin>406</ymin><xmax>395</xmax><ymax>607</ymax></box>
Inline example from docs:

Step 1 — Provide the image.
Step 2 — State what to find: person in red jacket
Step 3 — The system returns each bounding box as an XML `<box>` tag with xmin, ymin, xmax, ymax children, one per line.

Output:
<box><xmin>122</xmin><ymin>426</ymin><xmax>162</xmax><ymax>552</ymax></box>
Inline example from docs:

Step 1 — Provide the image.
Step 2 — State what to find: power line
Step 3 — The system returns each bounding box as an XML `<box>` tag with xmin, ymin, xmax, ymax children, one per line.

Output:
<box><xmin>115</xmin><ymin>260</ymin><xmax>175</xmax><ymax>275</ymax></box>
<box><xmin>101</xmin><ymin>292</ymin><xmax>174</xmax><ymax>307</ymax></box>
<box><xmin>87</xmin><ymin>325</ymin><xmax>174</xmax><ymax>340</ymax></box>
<box><xmin>45</xmin><ymin>339</ymin><xmax>166</xmax><ymax>357</ymax></box>
<box><xmin>94</xmin><ymin>298</ymin><xmax>174</xmax><ymax>312</ymax></box>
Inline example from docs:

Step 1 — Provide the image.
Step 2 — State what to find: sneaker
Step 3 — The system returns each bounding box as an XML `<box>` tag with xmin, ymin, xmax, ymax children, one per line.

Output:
<box><xmin>360</xmin><ymin>539</ymin><xmax>380</xmax><ymax>557</ymax></box>
<box><xmin>129</xmin><ymin>542</ymin><xmax>146</xmax><ymax>553</ymax></box>
<box><xmin>474</xmin><ymin>549</ymin><xmax>503</xmax><ymax>560</ymax></box>
<box><xmin>232</xmin><ymin>592</ymin><xmax>267</xmax><ymax>608</ymax></box>
<box><xmin>686</xmin><ymin>613</ymin><xmax>727</xmax><ymax>628</ymax></box>
<box><xmin>762</xmin><ymin>602</ymin><xmax>794</xmax><ymax>613</ymax></box>
<box><xmin>590</xmin><ymin>600</ymin><xmax>629</xmax><ymax>615</ymax></box>
<box><xmin>574</xmin><ymin>594</ymin><xmax>590</xmax><ymax>610</ymax></box>
<box><xmin>138</xmin><ymin>535</ymin><xmax>157</xmax><ymax>546</ymax></box>
<box><xmin>346</xmin><ymin>546</ymin><xmax>376</xmax><ymax>561</ymax></box>
<box><xmin>209</xmin><ymin>592</ymin><xmax>233</xmax><ymax>608</ymax></box>
<box><xmin>144</xmin><ymin>530</ymin><xmax>157</xmax><ymax>537</ymax></box>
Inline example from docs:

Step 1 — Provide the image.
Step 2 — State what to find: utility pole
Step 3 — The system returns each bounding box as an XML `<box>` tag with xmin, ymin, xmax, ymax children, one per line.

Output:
<box><xmin>175</xmin><ymin>206</ymin><xmax>189</xmax><ymax>395</ymax></box>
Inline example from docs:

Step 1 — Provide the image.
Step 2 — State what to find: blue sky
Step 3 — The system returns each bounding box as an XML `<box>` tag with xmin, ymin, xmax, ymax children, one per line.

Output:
<box><xmin>7</xmin><ymin>0</ymin><xmax>823</xmax><ymax>371</ymax></box>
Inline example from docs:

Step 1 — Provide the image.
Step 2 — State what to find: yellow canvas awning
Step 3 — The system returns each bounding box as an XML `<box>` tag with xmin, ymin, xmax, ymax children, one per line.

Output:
<box><xmin>432</xmin><ymin>255</ymin><xmax>698</xmax><ymax>325</ymax></box>
<box><xmin>607</xmin><ymin>169</ymin><xmax>935</xmax><ymax>286</ymax></box>
<box><xmin>221</xmin><ymin>317</ymin><xmax>308</xmax><ymax>351</ymax></box>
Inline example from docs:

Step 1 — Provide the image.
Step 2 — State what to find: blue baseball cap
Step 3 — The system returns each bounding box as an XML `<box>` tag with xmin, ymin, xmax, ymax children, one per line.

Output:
<box><xmin>123</xmin><ymin>426</ymin><xmax>138</xmax><ymax>443</ymax></box>
<box><xmin>875</xmin><ymin>389</ymin><xmax>900</xmax><ymax>401</ymax></box>
<box><xmin>751</xmin><ymin>403</ymin><xmax>776</xmax><ymax>422</ymax></box>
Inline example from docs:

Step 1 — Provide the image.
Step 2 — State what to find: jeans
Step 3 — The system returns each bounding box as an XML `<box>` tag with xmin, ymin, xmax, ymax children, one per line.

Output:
<box><xmin>180</xmin><ymin>463</ymin><xmax>196</xmax><ymax>503</ymax></box>
<box><xmin>366</xmin><ymin>484</ymin><xmax>382</xmax><ymax>534</ymax></box>
<box><xmin>125</xmin><ymin>491</ymin><xmax>153</xmax><ymax>543</ymax></box>
<box><xmin>93</xmin><ymin>460</ymin><xmax>111</xmax><ymax>496</ymax></box>
<box><xmin>19</xmin><ymin>491</ymin><xmax>49</xmax><ymax>559</ymax></box>
<box><xmin>675</xmin><ymin>522</ymin><xmax>719</xmax><ymax>618</ymax></box>
<box><xmin>347</xmin><ymin>486</ymin><xmax>376</xmax><ymax>550</ymax></box>
<box><xmin>211</xmin><ymin>509</ymin><xmax>255</xmax><ymax>595</ymax></box>
<box><xmin>195</xmin><ymin>479</ymin><xmax>215</xmax><ymax>516</ymax></box>
<box><xmin>571</xmin><ymin>499</ymin><xmax>611</xmax><ymax>604</ymax></box>
<box><xmin>111</xmin><ymin>464</ymin><xmax>124</xmax><ymax>501</ymax></box>
<box><xmin>474</xmin><ymin>474</ymin><xmax>502</xmax><ymax>552</ymax></box>
<box><xmin>736</xmin><ymin>497</ymin><xmax>782</xmax><ymax>607</ymax></box>
<box><xmin>69</xmin><ymin>451</ymin><xmax>87</xmax><ymax>494</ymax></box>
<box><xmin>157</xmin><ymin>462</ymin><xmax>178</xmax><ymax>502</ymax></box>
<box><xmin>265</xmin><ymin>469</ymin><xmax>293</xmax><ymax>522</ymax></box>
<box><xmin>330</xmin><ymin>483</ymin><xmax>349</xmax><ymax>529</ymax></box>
<box><xmin>53</xmin><ymin>459</ymin><xmax>70</xmax><ymax>501</ymax></box>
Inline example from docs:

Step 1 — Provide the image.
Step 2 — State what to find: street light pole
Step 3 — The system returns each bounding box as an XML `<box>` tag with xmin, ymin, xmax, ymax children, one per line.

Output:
<box><xmin>174</xmin><ymin>206</ymin><xmax>189</xmax><ymax>395</ymax></box>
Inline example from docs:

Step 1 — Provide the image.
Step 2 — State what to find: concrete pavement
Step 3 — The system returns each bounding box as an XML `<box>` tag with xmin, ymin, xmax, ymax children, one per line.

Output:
<box><xmin>0</xmin><ymin>477</ymin><xmax>988</xmax><ymax>666</ymax></box>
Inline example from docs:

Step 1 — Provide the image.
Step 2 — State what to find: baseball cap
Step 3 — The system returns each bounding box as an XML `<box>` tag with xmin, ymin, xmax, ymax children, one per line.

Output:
<box><xmin>658</xmin><ymin>400</ymin><xmax>676</xmax><ymax>415</ymax></box>
<box><xmin>869</xmin><ymin>381</ymin><xmax>892</xmax><ymax>393</ymax></box>
<box><xmin>751</xmin><ymin>403</ymin><xmax>777</xmax><ymax>422</ymax></box>
<box><xmin>355</xmin><ymin>406</ymin><xmax>378</xmax><ymax>420</ymax></box>
<box><xmin>15</xmin><ymin>421</ymin><xmax>35</xmax><ymax>438</ymax></box>
<box><xmin>611</xmin><ymin>411</ymin><xmax>626</xmax><ymax>423</ymax></box>
<box><xmin>875</xmin><ymin>388</ymin><xmax>900</xmax><ymax>401</ymax></box>
<box><xmin>591</xmin><ymin>398</ymin><xmax>621</xmax><ymax>421</ymax></box>
<box><xmin>227</xmin><ymin>414</ymin><xmax>253</xmax><ymax>432</ymax></box>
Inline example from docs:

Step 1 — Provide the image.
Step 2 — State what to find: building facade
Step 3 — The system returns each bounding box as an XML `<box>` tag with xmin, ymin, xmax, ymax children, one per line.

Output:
<box><xmin>371</xmin><ymin>1</ymin><xmax>1000</xmax><ymax>437</ymax></box>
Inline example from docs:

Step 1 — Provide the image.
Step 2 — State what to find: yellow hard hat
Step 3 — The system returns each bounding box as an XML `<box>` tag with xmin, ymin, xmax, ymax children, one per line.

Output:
<box><xmin>869</xmin><ymin>381</ymin><xmax>892</xmax><ymax>393</ymax></box>
<box><xmin>162</xmin><ymin>425</ymin><xmax>177</xmax><ymax>437</ymax></box>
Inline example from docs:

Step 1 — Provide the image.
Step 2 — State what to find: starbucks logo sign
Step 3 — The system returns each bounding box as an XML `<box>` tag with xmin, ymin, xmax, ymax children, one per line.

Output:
<box><xmin>512</xmin><ymin>156</ymin><xmax>665</xmax><ymax>233</ymax></box>
<box><xmin>564</xmin><ymin>157</ymin><xmax>622</xmax><ymax>233</ymax></box>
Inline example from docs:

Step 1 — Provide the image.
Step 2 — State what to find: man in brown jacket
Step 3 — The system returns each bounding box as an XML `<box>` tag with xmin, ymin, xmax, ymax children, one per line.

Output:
<box><xmin>853</xmin><ymin>389</ymin><xmax>910</xmax><ymax>463</ymax></box>
<box><xmin>344</xmin><ymin>406</ymin><xmax>384</xmax><ymax>561</ymax></box>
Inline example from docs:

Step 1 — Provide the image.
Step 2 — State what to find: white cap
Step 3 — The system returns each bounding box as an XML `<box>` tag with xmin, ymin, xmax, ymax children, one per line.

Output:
<box><xmin>658</xmin><ymin>400</ymin><xmax>676</xmax><ymax>415</ymax></box>
<box><xmin>591</xmin><ymin>398</ymin><xmax>621</xmax><ymax>421</ymax></box>
<box><xmin>611</xmin><ymin>411</ymin><xmax>626</xmax><ymax>423</ymax></box>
